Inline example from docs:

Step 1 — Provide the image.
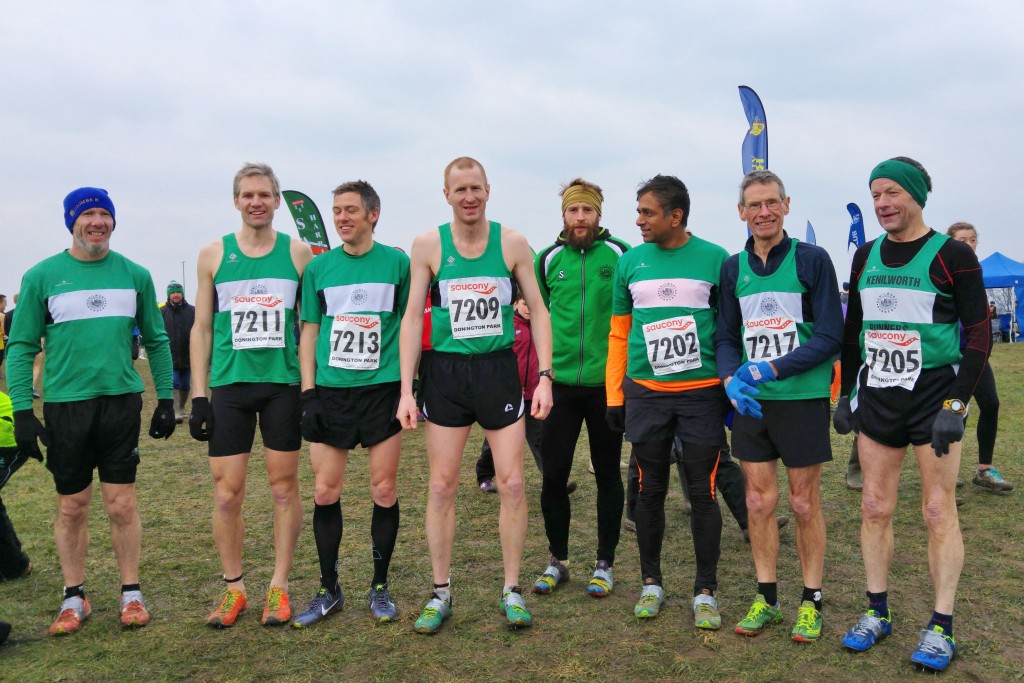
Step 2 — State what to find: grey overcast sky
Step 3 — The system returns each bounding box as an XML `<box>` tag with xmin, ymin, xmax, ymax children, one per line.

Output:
<box><xmin>2</xmin><ymin>1</ymin><xmax>1019</xmax><ymax>300</ymax></box>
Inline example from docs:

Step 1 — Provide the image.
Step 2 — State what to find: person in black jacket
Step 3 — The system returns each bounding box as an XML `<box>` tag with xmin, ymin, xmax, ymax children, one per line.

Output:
<box><xmin>162</xmin><ymin>281</ymin><xmax>195</xmax><ymax>423</ymax></box>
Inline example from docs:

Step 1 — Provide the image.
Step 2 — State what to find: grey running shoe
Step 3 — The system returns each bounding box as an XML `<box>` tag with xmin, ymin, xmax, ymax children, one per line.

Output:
<box><xmin>973</xmin><ymin>467</ymin><xmax>1014</xmax><ymax>492</ymax></box>
<box><xmin>368</xmin><ymin>583</ymin><xmax>398</xmax><ymax>622</ymax></box>
<box><xmin>291</xmin><ymin>585</ymin><xmax>343</xmax><ymax>628</ymax></box>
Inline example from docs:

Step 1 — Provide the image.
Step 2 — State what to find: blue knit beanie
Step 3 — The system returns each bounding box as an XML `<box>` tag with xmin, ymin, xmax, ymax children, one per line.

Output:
<box><xmin>63</xmin><ymin>187</ymin><xmax>116</xmax><ymax>231</ymax></box>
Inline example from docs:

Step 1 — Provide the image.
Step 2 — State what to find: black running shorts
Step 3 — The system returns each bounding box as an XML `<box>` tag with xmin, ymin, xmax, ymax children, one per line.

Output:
<box><xmin>420</xmin><ymin>350</ymin><xmax>524</xmax><ymax>430</ymax></box>
<box><xmin>623</xmin><ymin>381</ymin><xmax>727</xmax><ymax>452</ymax></box>
<box><xmin>852</xmin><ymin>364</ymin><xmax>957</xmax><ymax>448</ymax></box>
<box><xmin>314</xmin><ymin>382</ymin><xmax>402</xmax><ymax>450</ymax></box>
<box><xmin>43</xmin><ymin>393</ymin><xmax>142</xmax><ymax>495</ymax></box>
<box><xmin>731</xmin><ymin>398</ymin><xmax>833</xmax><ymax>467</ymax></box>
<box><xmin>209</xmin><ymin>382</ymin><xmax>301</xmax><ymax>457</ymax></box>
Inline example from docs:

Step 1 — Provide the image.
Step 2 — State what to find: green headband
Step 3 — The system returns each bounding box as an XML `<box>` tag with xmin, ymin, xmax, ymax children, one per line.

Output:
<box><xmin>869</xmin><ymin>159</ymin><xmax>928</xmax><ymax>208</ymax></box>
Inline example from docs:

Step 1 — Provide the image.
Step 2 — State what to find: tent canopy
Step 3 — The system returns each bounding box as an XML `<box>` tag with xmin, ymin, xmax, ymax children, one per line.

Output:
<box><xmin>980</xmin><ymin>252</ymin><xmax>1024</xmax><ymax>288</ymax></box>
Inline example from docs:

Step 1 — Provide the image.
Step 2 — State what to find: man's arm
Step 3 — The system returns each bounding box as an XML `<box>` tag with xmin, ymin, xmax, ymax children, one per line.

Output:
<box><xmin>605</xmin><ymin>261</ymin><xmax>631</xmax><ymax>407</ymax></box>
<box><xmin>190</xmin><ymin>241</ymin><xmax>221</xmax><ymax>400</ymax></box>
<box><xmin>840</xmin><ymin>244</ymin><xmax>870</xmax><ymax>395</ymax></box>
<box><xmin>298</xmin><ymin>323</ymin><xmax>320</xmax><ymax>392</ymax></box>
<box><xmin>506</xmin><ymin>230</ymin><xmax>552</xmax><ymax>419</ymax></box>
<box><xmin>396</xmin><ymin>232</ymin><xmax>435</xmax><ymax>429</ymax></box>
<box><xmin>136</xmin><ymin>268</ymin><xmax>173</xmax><ymax>399</ymax></box>
<box><xmin>714</xmin><ymin>255</ymin><xmax>744</xmax><ymax>380</ymax></box>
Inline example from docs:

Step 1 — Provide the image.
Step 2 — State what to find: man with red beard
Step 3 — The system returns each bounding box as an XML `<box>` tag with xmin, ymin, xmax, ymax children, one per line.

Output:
<box><xmin>530</xmin><ymin>179</ymin><xmax>629</xmax><ymax>599</ymax></box>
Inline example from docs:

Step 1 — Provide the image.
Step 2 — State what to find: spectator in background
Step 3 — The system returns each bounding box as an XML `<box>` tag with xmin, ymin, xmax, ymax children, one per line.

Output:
<box><xmin>162</xmin><ymin>281</ymin><xmax>195</xmax><ymax>424</ymax></box>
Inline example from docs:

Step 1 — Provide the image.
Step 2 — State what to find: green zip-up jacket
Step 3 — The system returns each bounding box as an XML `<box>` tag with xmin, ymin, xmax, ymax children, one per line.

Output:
<box><xmin>535</xmin><ymin>228</ymin><xmax>630</xmax><ymax>386</ymax></box>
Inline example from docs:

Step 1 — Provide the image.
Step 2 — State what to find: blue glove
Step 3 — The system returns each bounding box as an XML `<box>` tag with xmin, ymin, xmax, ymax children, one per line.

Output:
<box><xmin>725</xmin><ymin>377</ymin><xmax>762</xmax><ymax>419</ymax></box>
<box><xmin>734</xmin><ymin>361</ymin><xmax>777</xmax><ymax>386</ymax></box>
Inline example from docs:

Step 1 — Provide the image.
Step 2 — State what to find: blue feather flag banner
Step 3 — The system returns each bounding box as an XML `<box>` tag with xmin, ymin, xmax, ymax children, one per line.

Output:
<box><xmin>846</xmin><ymin>203</ymin><xmax>865</xmax><ymax>254</ymax></box>
<box><xmin>738</xmin><ymin>86</ymin><xmax>768</xmax><ymax>174</ymax></box>
<box><xmin>805</xmin><ymin>220</ymin><xmax>816</xmax><ymax>245</ymax></box>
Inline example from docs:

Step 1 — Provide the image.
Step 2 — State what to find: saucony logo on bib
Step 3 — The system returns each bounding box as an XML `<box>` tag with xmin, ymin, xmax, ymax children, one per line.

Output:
<box><xmin>745</xmin><ymin>317</ymin><xmax>793</xmax><ymax>331</ymax></box>
<box><xmin>232</xmin><ymin>295</ymin><xmax>283</xmax><ymax>307</ymax></box>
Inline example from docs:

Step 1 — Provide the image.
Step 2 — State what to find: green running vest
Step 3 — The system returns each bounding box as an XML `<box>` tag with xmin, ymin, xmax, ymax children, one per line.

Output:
<box><xmin>736</xmin><ymin>238</ymin><xmax>832</xmax><ymax>400</ymax></box>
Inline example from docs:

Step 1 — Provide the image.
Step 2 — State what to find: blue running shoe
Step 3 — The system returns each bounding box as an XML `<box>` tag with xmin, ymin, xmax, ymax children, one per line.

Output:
<box><xmin>910</xmin><ymin>626</ymin><xmax>956</xmax><ymax>672</ymax></box>
<box><xmin>291</xmin><ymin>584</ymin><xmax>343</xmax><ymax>628</ymax></box>
<box><xmin>842</xmin><ymin>609</ymin><xmax>892</xmax><ymax>652</ymax></box>
<box><xmin>368</xmin><ymin>583</ymin><xmax>398</xmax><ymax>623</ymax></box>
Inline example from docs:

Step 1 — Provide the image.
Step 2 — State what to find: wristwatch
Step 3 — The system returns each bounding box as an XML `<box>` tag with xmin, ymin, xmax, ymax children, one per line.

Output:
<box><xmin>943</xmin><ymin>399</ymin><xmax>967</xmax><ymax>414</ymax></box>
<box><xmin>538</xmin><ymin>369</ymin><xmax>555</xmax><ymax>381</ymax></box>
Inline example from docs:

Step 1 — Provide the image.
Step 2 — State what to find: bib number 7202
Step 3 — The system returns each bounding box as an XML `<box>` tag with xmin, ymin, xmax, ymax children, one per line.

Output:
<box><xmin>647</xmin><ymin>332</ymin><xmax>698</xmax><ymax>362</ymax></box>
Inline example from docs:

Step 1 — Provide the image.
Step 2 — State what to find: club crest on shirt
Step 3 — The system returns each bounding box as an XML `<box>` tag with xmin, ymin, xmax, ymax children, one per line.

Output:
<box><xmin>657</xmin><ymin>282</ymin><xmax>677</xmax><ymax>301</ymax></box>
<box><xmin>758</xmin><ymin>296</ymin><xmax>780</xmax><ymax>317</ymax></box>
<box><xmin>350</xmin><ymin>288</ymin><xmax>368</xmax><ymax>306</ymax></box>
<box><xmin>875</xmin><ymin>291</ymin><xmax>898</xmax><ymax>314</ymax></box>
<box><xmin>249</xmin><ymin>283</ymin><xmax>268</xmax><ymax>295</ymax></box>
<box><xmin>86</xmin><ymin>294</ymin><xmax>107</xmax><ymax>312</ymax></box>
<box><xmin>598</xmin><ymin>265</ymin><xmax>614</xmax><ymax>281</ymax></box>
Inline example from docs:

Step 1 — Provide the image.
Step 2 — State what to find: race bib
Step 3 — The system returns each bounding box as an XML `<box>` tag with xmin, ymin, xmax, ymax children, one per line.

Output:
<box><xmin>864</xmin><ymin>329</ymin><xmax>923</xmax><ymax>390</ymax></box>
<box><xmin>328</xmin><ymin>314</ymin><xmax>381</xmax><ymax>370</ymax></box>
<box><xmin>743</xmin><ymin>316</ymin><xmax>801</xmax><ymax>362</ymax></box>
<box><xmin>448</xmin><ymin>279</ymin><xmax>503</xmax><ymax>339</ymax></box>
<box><xmin>231</xmin><ymin>294</ymin><xmax>286</xmax><ymax>349</ymax></box>
<box><xmin>643</xmin><ymin>315</ymin><xmax>701</xmax><ymax>376</ymax></box>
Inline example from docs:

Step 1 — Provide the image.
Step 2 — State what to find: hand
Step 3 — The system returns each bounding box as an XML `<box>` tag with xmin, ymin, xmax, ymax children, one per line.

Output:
<box><xmin>189</xmin><ymin>397</ymin><xmax>214</xmax><ymax>441</ymax></box>
<box><xmin>733</xmin><ymin>361</ymin><xmax>777</xmax><ymax>386</ymax></box>
<box><xmin>833</xmin><ymin>396</ymin><xmax>853</xmax><ymax>434</ymax></box>
<box><xmin>931</xmin><ymin>407</ymin><xmax>966</xmax><ymax>457</ymax></box>
<box><xmin>724</xmin><ymin>377</ymin><xmax>763</xmax><ymax>419</ymax></box>
<box><xmin>396</xmin><ymin>394</ymin><xmax>420</xmax><ymax>430</ymax></box>
<box><xmin>300</xmin><ymin>389</ymin><xmax>326</xmax><ymax>442</ymax></box>
<box><xmin>13</xmin><ymin>410</ymin><xmax>47</xmax><ymax>462</ymax></box>
<box><xmin>605</xmin><ymin>405</ymin><xmax>625</xmax><ymax>433</ymax></box>
<box><xmin>531</xmin><ymin>380</ymin><xmax>553</xmax><ymax>420</ymax></box>
<box><xmin>148</xmin><ymin>398</ymin><xmax>176</xmax><ymax>439</ymax></box>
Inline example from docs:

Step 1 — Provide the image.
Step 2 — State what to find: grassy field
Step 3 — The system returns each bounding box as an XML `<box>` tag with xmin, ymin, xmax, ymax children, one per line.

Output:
<box><xmin>1</xmin><ymin>345</ymin><xmax>1022</xmax><ymax>682</ymax></box>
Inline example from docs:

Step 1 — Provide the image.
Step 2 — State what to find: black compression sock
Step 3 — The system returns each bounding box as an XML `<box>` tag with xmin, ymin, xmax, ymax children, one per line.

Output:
<box><xmin>313</xmin><ymin>501</ymin><xmax>343</xmax><ymax>588</ymax></box>
<box><xmin>758</xmin><ymin>582</ymin><xmax>778</xmax><ymax>607</ymax></box>
<box><xmin>370</xmin><ymin>500</ymin><xmax>400</xmax><ymax>586</ymax></box>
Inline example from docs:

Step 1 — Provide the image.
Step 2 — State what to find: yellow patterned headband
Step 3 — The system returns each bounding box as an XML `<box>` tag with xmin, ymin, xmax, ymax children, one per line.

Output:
<box><xmin>561</xmin><ymin>185</ymin><xmax>603</xmax><ymax>215</ymax></box>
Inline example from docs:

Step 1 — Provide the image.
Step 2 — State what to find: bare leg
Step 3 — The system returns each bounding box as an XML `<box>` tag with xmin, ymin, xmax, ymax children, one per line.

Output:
<box><xmin>54</xmin><ymin>486</ymin><xmax>93</xmax><ymax>587</ymax></box>
<box><xmin>787</xmin><ymin>464</ymin><xmax>825</xmax><ymax>589</ymax></box>
<box><xmin>486</xmin><ymin>419</ymin><xmax>528</xmax><ymax>587</ymax></box>
<box><xmin>100</xmin><ymin>482</ymin><xmax>141</xmax><ymax>585</ymax></box>
<box><xmin>858</xmin><ymin>434</ymin><xmax>904</xmax><ymax>594</ymax></box>
<box><xmin>915</xmin><ymin>442</ymin><xmax>963</xmax><ymax>614</ymax></box>
<box><xmin>210</xmin><ymin>454</ymin><xmax>249</xmax><ymax>594</ymax></box>
<box><xmin>740</xmin><ymin>460</ymin><xmax>779</xmax><ymax>583</ymax></box>
<box><xmin>265</xmin><ymin>449</ymin><xmax>301</xmax><ymax>591</ymax></box>
<box><xmin>424</xmin><ymin>423</ymin><xmax>471</xmax><ymax>585</ymax></box>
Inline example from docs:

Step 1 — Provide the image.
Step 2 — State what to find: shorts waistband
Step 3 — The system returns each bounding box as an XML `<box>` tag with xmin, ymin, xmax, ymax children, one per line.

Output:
<box><xmin>429</xmin><ymin>348</ymin><xmax>514</xmax><ymax>362</ymax></box>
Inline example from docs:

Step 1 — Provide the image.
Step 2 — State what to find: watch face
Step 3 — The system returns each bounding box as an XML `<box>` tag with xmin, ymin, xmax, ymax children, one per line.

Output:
<box><xmin>949</xmin><ymin>400</ymin><xmax>966</xmax><ymax>412</ymax></box>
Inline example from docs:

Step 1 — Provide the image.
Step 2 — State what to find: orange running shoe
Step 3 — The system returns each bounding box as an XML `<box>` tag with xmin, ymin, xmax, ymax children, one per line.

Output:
<box><xmin>262</xmin><ymin>586</ymin><xmax>291</xmax><ymax>626</ymax></box>
<box><xmin>49</xmin><ymin>596</ymin><xmax>92</xmax><ymax>636</ymax></box>
<box><xmin>120</xmin><ymin>591</ymin><xmax>150</xmax><ymax>628</ymax></box>
<box><xmin>207</xmin><ymin>589</ymin><xmax>248</xmax><ymax>628</ymax></box>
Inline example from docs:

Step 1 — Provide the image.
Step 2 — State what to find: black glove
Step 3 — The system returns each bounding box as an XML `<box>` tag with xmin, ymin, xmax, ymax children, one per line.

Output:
<box><xmin>605</xmin><ymin>405</ymin><xmax>625</xmax><ymax>434</ymax></box>
<box><xmin>931</xmin><ymin>408</ymin><xmax>966</xmax><ymax>457</ymax></box>
<box><xmin>13</xmin><ymin>410</ymin><xmax>47</xmax><ymax>462</ymax></box>
<box><xmin>189</xmin><ymin>397</ymin><xmax>214</xmax><ymax>441</ymax></box>
<box><xmin>148</xmin><ymin>398</ymin><xmax>176</xmax><ymax>440</ymax></box>
<box><xmin>300</xmin><ymin>389</ymin><xmax>327</xmax><ymax>443</ymax></box>
<box><xmin>833</xmin><ymin>396</ymin><xmax>853</xmax><ymax>435</ymax></box>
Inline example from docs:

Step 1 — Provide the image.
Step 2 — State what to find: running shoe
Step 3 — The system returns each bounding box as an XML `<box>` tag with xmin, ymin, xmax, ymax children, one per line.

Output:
<box><xmin>842</xmin><ymin>609</ymin><xmax>892</xmax><ymax>652</ymax></box>
<box><xmin>587</xmin><ymin>560</ymin><xmax>613</xmax><ymax>598</ymax></box>
<box><xmin>369</xmin><ymin>583</ymin><xmax>398</xmax><ymax>622</ymax></box>
<box><xmin>692</xmin><ymin>590</ymin><xmax>721</xmax><ymax>630</ymax></box>
<box><xmin>532</xmin><ymin>557</ymin><xmax>569</xmax><ymax>595</ymax></box>
<box><xmin>790</xmin><ymin>600</ymin><xmax>822</xmax><ymax>642</ymax></box>
<box><xmin>634</xmin><ymin>583</ymin><xmax>665</xmax><ymax>619</ymax></box>
<box><xmin>479</xmin><ymin>479</ymin><xmax>496</xmax><ymax>493</ymax></box>
<box><xmin>973</xmin><ymin>467</ymin><xmax>1014</xmax><ymax>492</ymax></box>
<box><xmin>262</xmin><ymin>586</ymin><xmax>291</xmax><ymax>626</ymax></box>
<box><xmin>120</xmin><ymin>590</ymin><xmax>150</xmax><ymax>628</ymax></box>
<box><xmin>291</xmin><ymin>584</ymin><xmax>343</xmax><ymax>628</ymax></box>
<box><xmin>499</xmin><ymin>587</ymin><xmax>532</xmax><ymax>628</ymax></box>
<box><xmin>623</xmin><ymin>518</ymin><xmax>636</xmax><ymax>533</ymax></box>
<box><xmin>49</xmin><ymin>596</ymin><xmax>91</xmax><ymax>636</ymax></box>
<box><xmin>910</xmin><ymin>625</ymin><xmax>956</xmax><ymax>672</ymax></box>
<box><xmin>414</xmin><ymin>594</ymin><xmax>452</xmax><ymax>634</ymax></box>
<box><xmin>735</xmin><ymin>594</ymin><xmax>783</xmax><ymax>636</ymax></box>
<box><xmin>207</xmin><ymin>589</ymin><xmax>248</xmax><ymax>628</ymax></box>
